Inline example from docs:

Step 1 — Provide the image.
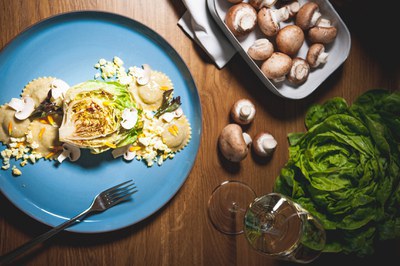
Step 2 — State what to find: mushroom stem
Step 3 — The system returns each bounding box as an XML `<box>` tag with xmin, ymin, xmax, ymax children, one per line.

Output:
<box><xmin>243</xmin><ymin>132</ymin><xmax>252</xmax><ymax>146</ymax></box>
<box><xmin>272</xmin><ymin>6</ymin><xmax>290</xmax><ymax>23</ymax></box>
<box><xmin>240</xmin><ymin>106</ymin><xmax>252</xmax><ymax>119</ymax></box>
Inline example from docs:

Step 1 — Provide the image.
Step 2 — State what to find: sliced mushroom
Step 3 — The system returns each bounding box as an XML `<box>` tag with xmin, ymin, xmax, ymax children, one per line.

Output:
<box><xmin>121</xmin><ymin>108</ymin><xmax>138</xmax><ymax>130</ymax></box>
<box><xmin>7</xmin><ymin>97</ymin><xmax>35</xmax><ymax>120</ymax></box>
<box><xmin>230</xmin><ymin>99</ymin><xmax>256</xmax><ymax>125</ymax></box>
<box><xmin>306</xmin><ymin>43</ymin><xmax>329</xmax><ymax>68</ymax></box>
<box><xmin>276</xmin><ymin>25</ymin><xmax>304</xmax><ymax>56</ymax></box>
<box><xmin>225</xmin><ymin>3</ymin><xmax>258</xmax><ymax>37</ymax></box>
<box><xmin>308</xmin><ymin>18</ymin><xmax>338</xmax><ymax>44</ymax></box>
<box><xmin>257</xmin><ymin>6</ymin><xmax>290</xmax><ymax>37</ymax></box>
<box><xmin>253</xmin><ymin>132</ymin><xmax>277</xmax><ymax>157</ymax></box>
<box><xmin>287</xmin><ymin>57</ymin><xmax>310</xmax><ymax>84</ymax></box>
<box><xmin>295</xmin><ymin>2</ymin><xmax>322</xmax><ymax>30</ymax></box>
<box><xmin>218</xmin><ymin>124</ymin><xmax>252</xmax><ymax>162</ymax></box>
<box><xmin>249</xmin><ymin>0</ymin><xmax>277</xmax><ymax>10</ymax></box>
<box><xmin>247</xmin><ymin>38</ymin><xmax>274</xmax><ymax>61</ymax></box>
<box><xmin>137</xmin><ymin>64</ymin><xmax>151</xmax><ymax>85</ymax></box>
<box><xmin>261</xmin><ymin>52</ymin><xmax>292</xmax><ymax>83</ymax></box>
<box><xmin>57</xmin><ymin>143</ymin><xmax>81</xmax><ymax>163</ymax></box>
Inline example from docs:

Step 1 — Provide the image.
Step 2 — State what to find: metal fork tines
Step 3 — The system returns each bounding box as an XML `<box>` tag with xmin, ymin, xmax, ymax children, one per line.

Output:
<box><xmin>94</xmin><ymin>179</ymin><xmax>138</xmax><ymax>211</ymax></box>
<box><xmin>0</xmin><ymin>179</ymin><xmax>138</xmax><ymax>265</ymax></box>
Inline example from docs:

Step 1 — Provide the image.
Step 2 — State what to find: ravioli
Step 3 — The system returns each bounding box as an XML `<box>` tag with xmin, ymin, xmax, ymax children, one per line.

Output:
<box><xmin>21</xmin><ymin>77</ymin><xmax>57</xmax><ymax>107</ymax></box>
<box><xmin>161</xmin><ymin>115</ymin><xmax>191</xmax><ymax>152</ymax></box>
<box><xmin>28</xmin><ymin>119</ymin><xmax>62</xmax><ymax>159</ymax></box>
<box><xmin>0</xmin><ymin>105</ymin><xmax>31</xmax><ymax>144</ymax></box>
<box><xmin>129</xmin><ymin>71</ymin><xmax>174</xmax><ymax>111</ymax></box>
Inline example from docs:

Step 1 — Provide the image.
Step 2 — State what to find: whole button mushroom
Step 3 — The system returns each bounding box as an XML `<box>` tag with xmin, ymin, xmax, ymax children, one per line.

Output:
<box><xmin>276</xmin><ymin>25</ymin><xmax>304</xmax><ymax>57</ymax></box>
<box><xmin>225</xmin><ymin>3</ymin><xmax>258</xmax><ymax>37</ymax></box>
<box><xmin>247</xmin><ymin>38</ymin><xmax>274</xmax><ymax>61</ymax></box>
<box><xmin>230</xmin><ymin>99</ymin><xmax>256</xmax><ymax>125</ymax></box>
<box><xmin>257</xmin><ymin>6</ymin><xmax>290</xmax><ymax>37</ymax></box>
<box><xmin>308</xmin><ymin>19</ymin><xmax>338</xmax><ymax>44</ymax></box>
<box><xmin>296</xmin><ymin>1</ymin><xmax>322</xmax><ymax>30</ymax></box>
<box><xmin>287</xmin><ymin>57</ymin><xmax>310</xmax><ymax>84</ymax></box>
<box><xmin>253</xmin><ymin>132</ymin><xmax>277</xmax><ymax>157</ymax></box>
<box><xmin>218</xmin><ymin>124</ymin><xmax>252</xmax><ymax>162</ymax></box>
<box><xmin>306</xmin><ymin>43</ymin><xmax>329</xmax><ymax>68</ymax></box>
<box><xmin>261</xmin><ymin>52</ymin><xmax>292</xmax><ymax>83</ymax></box>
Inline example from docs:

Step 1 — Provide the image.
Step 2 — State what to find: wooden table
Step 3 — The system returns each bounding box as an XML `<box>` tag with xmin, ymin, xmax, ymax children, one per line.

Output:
<box><xmin>1</xmin><ymin>0</ymin><xmax>399</xmax><ymax>265</ymax></box>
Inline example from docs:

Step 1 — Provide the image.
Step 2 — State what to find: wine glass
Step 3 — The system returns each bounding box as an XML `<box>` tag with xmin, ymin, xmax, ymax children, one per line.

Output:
<box><xmin>207</xmin><ymin>180</ymin><xmax>326</xmax><ymax>264</ymax></box>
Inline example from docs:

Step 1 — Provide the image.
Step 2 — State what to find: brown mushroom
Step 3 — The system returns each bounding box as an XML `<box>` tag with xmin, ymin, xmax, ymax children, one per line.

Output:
<box><xmin>287</xmin><ymin>57</ymin><xmax>310</xmax><ymax>84</ymax></box>
<box><xmin>308</xmin><ymin>19</ymin><xmax>337</xmax><ymax>44</ymax></box>
<box><xmin>306</xmin><ymin>43</ymin><xmax>328</xmax><ymax>68</ymax></box>
<box><xmin>252</xmin><ymin>132</ymin><xmax>277</xmax><ymax>157</ymax></box>
<box><xmin>276</xmin><ymin>0</ymin><xmax>300</xmax><ymax>17</ymax></box>
<box><xmin>276</xmin><ymin>25</ymin><xmax>304</xmax><ymax>56</ymax></box>
<box><xmin>295</xmin><ymin>2</ymin><xmax>322</xmax><ymax>30</ymax></box>
<box><xmin>230</xmin><ymin>99</ymin><xmax>256</xmax><ymax>125</ymax></box>
<box><xmin>218</xmin><ymin>124</ymin><xmax>252</xmax><ymax>162</ymax></box>
<box><xmin>261</xmin><ymin>52</ymin><xmax>292</xmax><ymax>83</ymax></box>
<box><xmin>247</xmin><ymin>38</ymin><xmax>274</xmax><ymax>61</ymax></box>
<box><xmin>249</xmin><ymin>0</ymin><xmax>277</xmax><ymax>10</ymax></box>
<box><xmin>225</xmin><ymin>3</ymin><xmax>258</xmax><ymax>37</ymax></box>
<box><xmin>257</xmin><ymin>6</ymin><xmax>290</xmax><ymax>37</ymax></box>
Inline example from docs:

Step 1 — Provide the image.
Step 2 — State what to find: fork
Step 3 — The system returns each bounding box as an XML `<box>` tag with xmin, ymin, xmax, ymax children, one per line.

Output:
<box><xmin>0</xmin><ymin>179</ymin><xmax>138</xmax><ymax>265</ymax></box>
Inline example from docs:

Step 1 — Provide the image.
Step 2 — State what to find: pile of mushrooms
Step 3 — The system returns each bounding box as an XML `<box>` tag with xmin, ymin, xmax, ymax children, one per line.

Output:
<box><xmin>218</xmin><ymin>99</ymin><xmax>277</xmax><ymax>162</ymax></box>
<box><xmin>224</xmin><ymin>0</ymin><xmax>337</xmax><ymax>85</ymax></box>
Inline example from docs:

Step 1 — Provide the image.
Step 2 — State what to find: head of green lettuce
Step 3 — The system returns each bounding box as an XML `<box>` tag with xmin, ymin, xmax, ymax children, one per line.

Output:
<box><xmin>59</xmin><ymin>80</ymin><xmax>142</xmax><ymax>154</ymax></box>
<box><xmin>274</xmin><ymin>89</ymin><xmax>400</xmax><ymax>256</ymax></box>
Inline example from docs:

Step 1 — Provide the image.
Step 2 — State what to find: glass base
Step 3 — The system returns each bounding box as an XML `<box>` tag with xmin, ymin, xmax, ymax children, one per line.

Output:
<box><xmin>207</xmin><ymin>181</ymin><xmax>256</xmax><ymax>235</ymax></box>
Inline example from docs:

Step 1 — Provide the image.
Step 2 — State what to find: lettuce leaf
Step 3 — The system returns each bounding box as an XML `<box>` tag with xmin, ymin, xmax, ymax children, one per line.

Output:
<box><xmin>274</xmin><ymin>89</ymin><xmax>400</xmax><ymax>256</ymax></box>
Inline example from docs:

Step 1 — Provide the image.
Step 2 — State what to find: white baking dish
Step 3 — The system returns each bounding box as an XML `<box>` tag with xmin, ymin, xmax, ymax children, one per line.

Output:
<box><xmin>207</xmin><ymin>0</ymin><xmax>351</xmax><ymax>99</ymax></box>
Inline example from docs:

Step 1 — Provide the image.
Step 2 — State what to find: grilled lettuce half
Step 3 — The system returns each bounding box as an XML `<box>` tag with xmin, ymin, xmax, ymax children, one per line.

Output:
<box><xmin>59</xmin><ymin>80</ymin><xmax>142</xmax><ymax>154</ymax></box>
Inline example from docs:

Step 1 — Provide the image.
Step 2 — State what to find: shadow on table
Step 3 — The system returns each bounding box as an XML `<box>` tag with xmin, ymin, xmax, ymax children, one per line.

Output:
<box><xmin>0</xmin><ymin>191</ymin><xmax>167</xmax><ymax>264</ymax></box>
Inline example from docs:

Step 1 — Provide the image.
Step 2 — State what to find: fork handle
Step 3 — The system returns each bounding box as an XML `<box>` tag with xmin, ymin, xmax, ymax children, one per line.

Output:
<box><xmin>0</xmin><ymin>208</ymin><xmax>91</xmax><ymax>265</ymax></box>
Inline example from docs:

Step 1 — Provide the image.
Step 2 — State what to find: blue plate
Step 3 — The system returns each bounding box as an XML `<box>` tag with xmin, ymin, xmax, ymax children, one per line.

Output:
<box><xmin>0</xmin><ymin>11</ymin><xmax>201</xmax><ymax>233</ymax></box>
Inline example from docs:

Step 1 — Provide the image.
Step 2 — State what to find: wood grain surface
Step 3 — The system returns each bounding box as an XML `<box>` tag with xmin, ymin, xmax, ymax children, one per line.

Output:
<box><xmin>0</xmin><ymin>0</ymin><xmax>399</xmax><ymax>265</ymax></box>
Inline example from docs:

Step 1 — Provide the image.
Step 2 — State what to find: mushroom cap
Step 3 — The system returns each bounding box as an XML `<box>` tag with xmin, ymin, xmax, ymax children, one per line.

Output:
<box><xmin>247</xmin><ymin>38</ymin><xmax>274</xmax><ymax>61</ymax></box>
<box><xmin>257</xmin><ymin>8</ymin><xmax>279</xmax><ymax>36</ymax></box>
<box><xmin>296</xmin><ymin>2</ymin><xmax>321</xmax><ymax>30</ymax></box>
<box><xmin>249</xmin><ymin>0</ymin><xmax>278</xmax><ymax>9</ymax></box>
<box><xmin>306</xmin><ymin>43</ymin><xmax>328</xmax><ymax>68</ymax></box>
<box><xmin>230</xmin><ymin>99</ymin><xmax>256</xmax><ymax>125</ymax></box>
<box><xmin>252</xmin><ymin>132</ymin><xmax>277</xmax><ymax>157</ymax></box>
<box><xmin>276</xmin><ymin>25</ymin><xmax>304</xmax><ymax>56</ymax></box>
<box><xmin>287</xmin><ymin>57</ymin><xmax>310</xmax><ymax>84</ymax></box>
<box><xmin>261</xmin><ymin>52</ymin><xmax>292</xmax><ymax>82</ymax></box>
<box><xmin>218</xmin><ymin>124</ymin><xmax>251</xmax><ymax>162</ymax></box>
<box><xmin>308</xmin><ymin>25</ymin><xmax>338</xmax><ymax>44</ymax></box>
<box><xmin>225</xmin><ymin>3</ymin><xmax>257</xmax><ymax>37</ymax></box>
